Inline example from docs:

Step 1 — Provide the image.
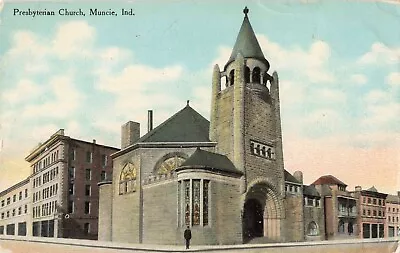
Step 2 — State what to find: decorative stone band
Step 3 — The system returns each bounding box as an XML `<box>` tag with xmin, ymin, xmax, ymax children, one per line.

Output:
<box><xmin>142</xmin><ymin>171</ymin><xmax>177</xmax><ymax>186</ymax></box>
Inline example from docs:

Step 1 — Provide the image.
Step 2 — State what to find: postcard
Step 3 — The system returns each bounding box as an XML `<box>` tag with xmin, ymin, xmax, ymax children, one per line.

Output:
<box><xmin>0</xmin><ymin>0</ymin><xmax>399</xmax><ymax>252</ymax></box>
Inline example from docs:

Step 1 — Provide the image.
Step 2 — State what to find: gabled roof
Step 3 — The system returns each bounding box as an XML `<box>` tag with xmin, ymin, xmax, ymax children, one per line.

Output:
<box><xmin>137</xmin><ymin>105</ymin><xmax>210</xmax><ymax>143</ymax></box>
<box><xmin>303</xmin><ymin>185</ymin><xmax>320</xmax><ymax>197</ymax></box>
<box><xmin>225</xmin><ymin>9</ymin><xmax>268</xmax><ymax>69</ymax></box>
<box><xmin>312</xmin><ymin>175</ymin><xmax>347</xmax><ymax>187</ymax></box>
<box><xmin>177</xmin><ymin>148</ymin><xmax>242</xmax><ymax>176</ymax></box>
<box><xmin>284</xmin><ymin>170</ymin><xmax>300</xmax><ymax>184</ymax></box>
<box><xmin>367</xmin><ymin>186</ymin><xmax>378</xmax><ymax>192</ymax></box>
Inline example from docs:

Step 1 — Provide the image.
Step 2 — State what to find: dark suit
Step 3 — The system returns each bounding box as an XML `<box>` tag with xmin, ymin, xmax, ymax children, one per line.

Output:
<box><xmin>184</xmin><ymin>228</ymin><xmax>192</xmax><ymax>249</ymax></box>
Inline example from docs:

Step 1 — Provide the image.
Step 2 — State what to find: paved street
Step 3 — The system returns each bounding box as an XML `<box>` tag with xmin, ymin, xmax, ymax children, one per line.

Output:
<box><xmin>0</xmin><ymin>238</ymin><xmax>399</xmax><ymax>253</ymax></box>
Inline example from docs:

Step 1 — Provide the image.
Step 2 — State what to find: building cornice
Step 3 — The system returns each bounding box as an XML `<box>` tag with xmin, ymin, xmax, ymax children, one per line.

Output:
<box><xmin>111</xmin><ymin>142</ymin><xmax>217</xmax><ymax>158</ymax></box>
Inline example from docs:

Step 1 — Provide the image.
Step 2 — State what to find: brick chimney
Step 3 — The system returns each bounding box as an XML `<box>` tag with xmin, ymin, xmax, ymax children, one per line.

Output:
<box><xmin>121</xmin><ymin>121</ymin><xmax>140</xmax><ymax>149</ymax></box>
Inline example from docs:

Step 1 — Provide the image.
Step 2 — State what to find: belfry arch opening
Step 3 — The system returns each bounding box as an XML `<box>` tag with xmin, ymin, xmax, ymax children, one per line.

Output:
<box><xmin>242</xmin><ymin>182</ymin><xmax>283</xmax><ymax>243</ymax></box>
<box><xmin>244</xmin><ymin>66</ymin><xmax>250</xmax><ymax>83</ymax></box>
<box><xmin>252</xmin><ymin>67</ymin><xmax>261</xmax><ymax>83</ymax></box>
<box><xmin>229</xmin><ymin>69</ymin><xmax>235</xmax><ymax>86</ymax></box>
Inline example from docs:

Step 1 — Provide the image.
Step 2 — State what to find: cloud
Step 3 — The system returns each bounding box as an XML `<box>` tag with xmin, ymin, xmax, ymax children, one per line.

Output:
<box><xmin>2</xmin><ymin>79</ymin><xmax>43</xmax><ymax>104</ymax></box>
<box><xmin>350</xmin><ymin>74</ymin><xmax>367</xmax><ymax>85</ymax></box>
<box><xmin>363</xmin><ymin>89</ymin><xmax>390</xmax><ymax>104</ymax></box>
<box><xmin>52</xmin><ymin>21</ymin><xmax>96</xmax><ymax>59</ymax></box>
<box><xmin>386</xmin><ymin>72</ymin><xmax>400</xmax><ymax>87</ymax></box>
<box><xmin>257</xmin><ymin>36</ymin><xmax>334</xmax><ymax>83</ymax></box>
<box><xmin>358</xmin><ymin>42</ymin><xmax>400</xmax><ymax>65</ymax></box>
<box><xmin>313</xmin><ymin>88</ymin><xmax>347</xmax><ymax>104</ymax></box>
<box><xmin>21</xmin><ymin>74</ymin><xmax>83</xmax><ymax>119</ymax></box>
<box><xmin>96</xmin><ymin>64</ymin><xmax>183</xmax><ymax>94</ymax></box>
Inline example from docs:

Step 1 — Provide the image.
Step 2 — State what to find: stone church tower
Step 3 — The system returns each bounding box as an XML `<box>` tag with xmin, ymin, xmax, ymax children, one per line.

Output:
<box><xmin>209</xmin><ymin>7</ymin><xmax>287</xmax><ymax>242</ymax></box>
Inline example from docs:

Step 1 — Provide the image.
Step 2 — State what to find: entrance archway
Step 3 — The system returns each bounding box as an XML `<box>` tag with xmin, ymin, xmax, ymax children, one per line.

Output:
<box><xmin>242</xmin><ymin>181</ymin><xmax>284</xmax><ymax>243</ymax></box>
<box><xmin>243</xmin><ymin>199</ymin><xmax>263</xmax><ymax>242</ymax></box>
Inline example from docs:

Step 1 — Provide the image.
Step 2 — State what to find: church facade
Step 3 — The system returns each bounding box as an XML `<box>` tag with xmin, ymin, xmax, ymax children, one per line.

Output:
<box><xmin>98</xmin><ymin>8</ymin><xmax>315</xmax><ymax>245</ymax></box>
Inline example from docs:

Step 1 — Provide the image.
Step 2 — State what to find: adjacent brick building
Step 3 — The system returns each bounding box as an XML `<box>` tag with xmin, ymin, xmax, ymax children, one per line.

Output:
<box><xmin>385</xmin><ymin>192</ymin><xmax>400</xmax><ymax>237</ymax></box>
<box><xmin>312</xmin><ymin>175</ymin><xmax>358</xmax><ymax>240</ymax></box>
<box><xmin>24</xmin><ymin>129</ymin><xmax>119</xmax><ymax>239</ymax></box>
<box><xmin>353</xmin><ymin>186</ymin><xmax>388</xmax><ymax>238</ymax></box>
<box><xmin>0</xmin><ymin>179</ymin><xmax>30</xmax><ymax>236</ymax></box>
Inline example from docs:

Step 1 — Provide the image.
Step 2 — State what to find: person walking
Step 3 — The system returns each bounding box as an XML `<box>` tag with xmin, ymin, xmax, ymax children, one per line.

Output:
<box><xmin>184</xmin><ymin>226</ymin><xmax>192</xmax><ymax>249</ymax></box>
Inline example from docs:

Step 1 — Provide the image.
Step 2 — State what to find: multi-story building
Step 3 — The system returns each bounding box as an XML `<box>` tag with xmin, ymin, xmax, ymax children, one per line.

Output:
<box><xmin>0</xmin><ymin>178</ymin><xmax>30</xmax><ymax>236</ymax></box>
<box><xmin>25</xmin><ymin>129</ymin><xmax>119</xmax><ymax>239</ymax></box>
<box><xmin>312</xmin><ymin>175</ymin><xmax>358</xmax><ymax>240</ymax></box>
<box><xmin>385</xmin><ymin>192</ymin><xmax>400</xmax><ymax>237</ymax></box>
<box><xmin>353</xmin><ymin>186</ymin><xmax>387</xmax><ymax>239</ymax></box>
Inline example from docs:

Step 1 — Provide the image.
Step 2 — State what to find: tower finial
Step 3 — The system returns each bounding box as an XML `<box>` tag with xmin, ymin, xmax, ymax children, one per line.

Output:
<box><xmin>243</xmin><ymin>6</ymin><xmax>249</xmax><ymax>18</ymax></box>
<box><xmin>186</xmin><ymin>100</ymin><xmax>190</xmax><ymax>106</ymax></box>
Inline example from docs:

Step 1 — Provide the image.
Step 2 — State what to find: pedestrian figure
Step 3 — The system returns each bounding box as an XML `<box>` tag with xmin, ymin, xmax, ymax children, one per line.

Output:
<box><xmin>184</xmin><ymin>225</ymin><xmax>192</xmax><ymax>249</ymax></box>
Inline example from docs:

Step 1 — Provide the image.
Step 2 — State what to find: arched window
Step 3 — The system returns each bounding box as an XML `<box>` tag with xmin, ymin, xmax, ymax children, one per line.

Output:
<box><xmin>229</xmin><ymin>70</ymin><xmax>235</xmax><ymax>86</ymax></box>
<box><xmin>156</xmin><ymin>153</ymin><xmax>187</xmax><ymax>175</ymax></box>
<box><xmin>119</xmin><ymin>163</ymin><xmax>137</xmax><ymax>195</ymax></box>
<box><xmin>252</xmin><ymin>67</ymin><xmax>261</xmax><ymax>83</ymax></box>
<box><xmin>307</xmin><ymin>221</ymin><xmax>319</xmax><ymax>236</ymax></box>
<box><xmin>244</xmin><ymin>66</ymin><xmax>250</xmax><ymax>83</ymax></box>
<box><xmin>338</xmin><ymin>220</ymin><xmax>345</xmax><ymax>233</ymax></box>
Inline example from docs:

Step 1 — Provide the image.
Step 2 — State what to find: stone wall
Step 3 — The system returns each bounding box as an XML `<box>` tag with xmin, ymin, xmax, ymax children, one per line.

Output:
<box><xmin>142</xmin><ymin>180</ymin><xmax>178</xmax><ymax>245</ymax></box>
<box><xmin>304</xmin><ymin>202</ymin><xmax>325</xmax><ymax>241</ymax></box>
<box><xmin>285</xmin><ymin>194</ymin><xmax>304</xmax><ymax>242</ymax></box>
<box><xmin>111</xmin><ymin>150</ymin><xmax>140</xmax><ymax>243</ymax></box>
<box><xmin>98</xmin><ymin>182</ymin><xmax>112</xmax><ymax>241</ymax></box>
<box><xmin>212</xmin><ymin>180</ymin><xmax>242</xmax><ymax>245</ymax></box>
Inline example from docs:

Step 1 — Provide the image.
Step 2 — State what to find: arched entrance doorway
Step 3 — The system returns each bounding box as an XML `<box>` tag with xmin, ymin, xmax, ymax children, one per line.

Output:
<box><xmin>243</xmin><ymin>199</ymin><xmax>263</xmax><ymax>242</ymax></box>
<box><xmin>242</xmin><ymin>181</ymin><xmax>284</xmax><ymax>243</ymax></box>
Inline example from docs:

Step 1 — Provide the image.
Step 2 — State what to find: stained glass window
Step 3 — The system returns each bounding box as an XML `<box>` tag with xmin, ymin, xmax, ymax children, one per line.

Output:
<box><xmin>184</xmin><ymin>180</ymin><xmax>190</xmax><ymax>226</ymax></box>
<box><xmin>203</xmin><ymin>180</ymin><xmax>209</xmax><ymax>226</ymax></box>
<box><xmin>158</xmin><ymin>156</ymin><xmax>186</xmax><ymax>175</ymax></box>
<box><xmin>192</xmin><ymin>180</ymin><xmax>201</xmax><ymax>225</ymax></box>
<box><xmin>177</xmin><ymin>181</ymin><xmax>181</xmax><ymax>227</ymax></box>
<box><xmin>119</xmin><ymin>163</ymin><xmax>137</xmax><ymax>195</ymax></box>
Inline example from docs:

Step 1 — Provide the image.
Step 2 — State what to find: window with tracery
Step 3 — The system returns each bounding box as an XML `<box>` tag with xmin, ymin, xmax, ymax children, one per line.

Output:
<box><xmin>203</xmin><ymin>180</ymin><xmax>209</xmax><ymax>226</ymax></box>
<box><xmin>119</xmin><ymin>163</ymin><xmax>137</xmax><ymax>195</ymax></box>
<box><xmin>179</xmin><ymin>179</ymin><xmax>210</xmax><ymax>227</ymax></box>
<box><xmin>192</xmin><ymin>180</ymin><xmax>201</xmax><ymax>225</ymax></box>
<box><xmin>158</xmin><ymin>156</ymin><xmax>186</xmax><ymax>175</ymax></box>
<box><xmin>184</xmin><ymin>180</ymin><xmax>190</xmax><ymax>226</ymax></box>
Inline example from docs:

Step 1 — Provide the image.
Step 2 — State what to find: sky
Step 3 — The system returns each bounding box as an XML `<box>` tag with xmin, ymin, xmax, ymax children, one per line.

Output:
<box><xmin>0</xmin><ymin>0</ymin><xmax>399</xmax><ymax>195</ymax></box>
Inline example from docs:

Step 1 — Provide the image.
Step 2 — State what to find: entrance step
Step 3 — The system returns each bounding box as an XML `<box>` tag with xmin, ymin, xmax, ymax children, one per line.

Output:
<box><xmin>247</xmin><ymin>236</ymin><xmax>278</xmax><ymax>244</ymax></box>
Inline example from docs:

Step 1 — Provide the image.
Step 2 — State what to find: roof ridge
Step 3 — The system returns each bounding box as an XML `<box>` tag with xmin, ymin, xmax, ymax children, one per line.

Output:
<box><xmin>137</xmin><ymin>106</ymin><xmax>188</xmax><ymax>142</ymax></box>
<box><xmin>136</xmin><ymin>105</ymin><xmax>210</xmax><ymax>143</ymax></box>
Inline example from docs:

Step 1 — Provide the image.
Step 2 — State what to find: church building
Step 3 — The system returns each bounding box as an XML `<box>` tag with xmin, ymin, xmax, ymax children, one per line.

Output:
<box><xmin>98</xmin><ymin>7</ymin><xmax>310</xmax><ymax>245</ymax></box>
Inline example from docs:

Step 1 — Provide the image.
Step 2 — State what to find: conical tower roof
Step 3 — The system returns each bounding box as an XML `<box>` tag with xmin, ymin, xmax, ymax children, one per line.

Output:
<box><xmin>225</xmin><ymin>7</ymin><xmax>269</xmax><ymax>70</ymax></box>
